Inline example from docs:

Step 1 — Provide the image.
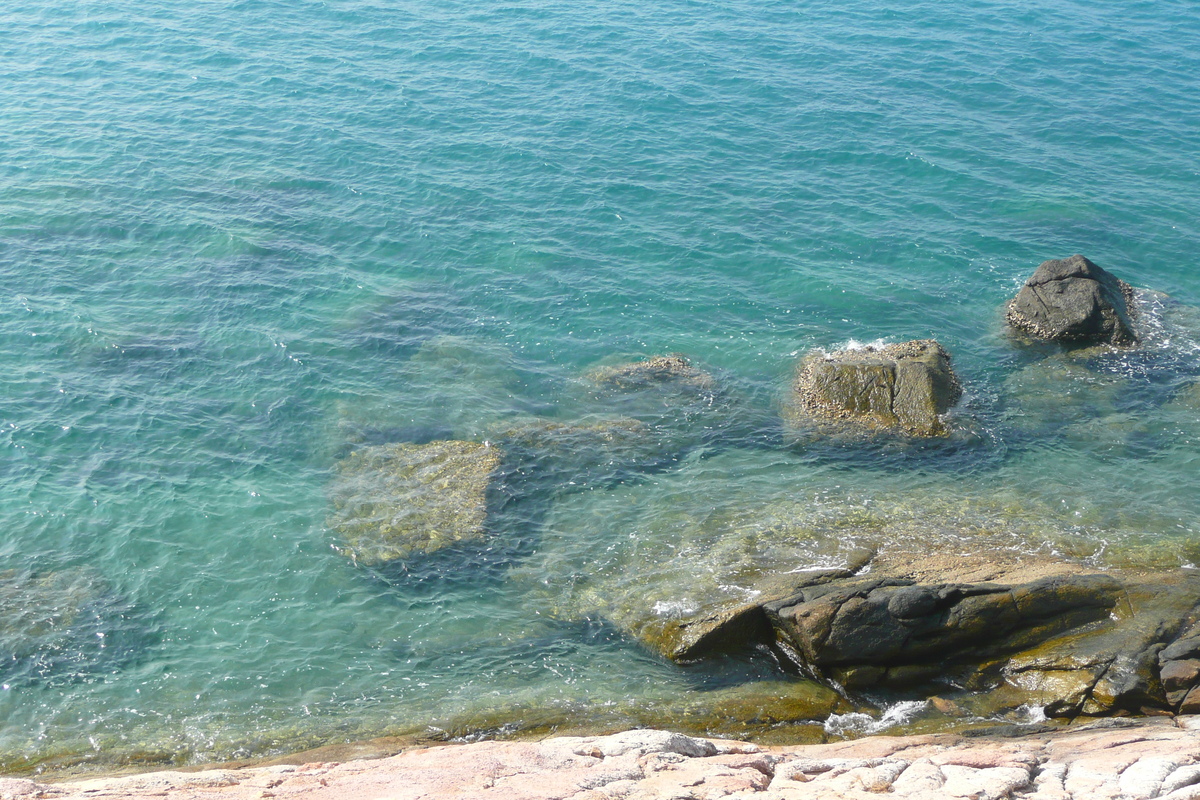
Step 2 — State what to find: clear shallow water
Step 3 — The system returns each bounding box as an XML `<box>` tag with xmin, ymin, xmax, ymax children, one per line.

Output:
<box><xmin>2</xmin><ymin>0</ymin><xmax>1200</xmax><ymax>772</ymax></box>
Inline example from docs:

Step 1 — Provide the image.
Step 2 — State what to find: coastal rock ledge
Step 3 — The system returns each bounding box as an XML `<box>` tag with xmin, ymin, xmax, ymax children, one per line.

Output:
<box><xmin>17</xmin><ymin>717</ymin><xmax>1200</xmax><ymax>799</ymax></box>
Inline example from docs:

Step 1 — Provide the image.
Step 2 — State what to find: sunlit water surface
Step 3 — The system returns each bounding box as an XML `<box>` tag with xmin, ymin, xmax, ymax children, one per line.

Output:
<box><xmin>1</xmin><ymin>0</ymin><xmax>1199</xmax><ymax>773</ymax></box>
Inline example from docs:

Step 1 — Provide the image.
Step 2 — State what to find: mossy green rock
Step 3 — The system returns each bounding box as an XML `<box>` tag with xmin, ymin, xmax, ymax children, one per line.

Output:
<box><xmin>998</xmin><ymin>574</ymin><xmax>1200</xmax><ymax>717</ymax></box>
<box><xmin>664</xmin><ymin>680</ymin><xmax>849</xmax><ymax>731</ymax></box>
<box><xmin>328</xmin><ymin>440</ymin><xmax>503</xmax><ymax>565</ymax></box>
<box><xmin>788</xmin><ymin>339</ymin><xmax>962</xmax><ymax>436</ymax></box>
<box><xmin>419</xmin><ymin>678</ymin><xmax>839</xmax><ymax>744</ymax></box>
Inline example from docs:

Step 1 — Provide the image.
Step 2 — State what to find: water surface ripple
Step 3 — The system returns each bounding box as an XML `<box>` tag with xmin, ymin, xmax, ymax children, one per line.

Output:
<box><xmin>1</xmin><ymin>0</ymin><xmax>1199</xmax><ymax>771</ymax></box>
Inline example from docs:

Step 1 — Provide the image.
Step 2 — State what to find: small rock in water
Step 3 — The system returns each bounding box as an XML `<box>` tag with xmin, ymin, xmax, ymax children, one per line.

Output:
<box><xmin>328</xmin><ymin>439</ymin><xmax>502</xmax><ymax>565</ymax></box>
<box><xmin>788</xmin><ymin>339</ymin><xmax>962</xmax><ymax>436</ymax></box>
<box><xmin>1006</xmin><ymin>254</ymin><xmax>1138</xmax><ymax>346</ymax></box>
<box><xmin>575</xmin><ymin>353</ymin><xmax>766</xmax><ymax>453</ymax></box>
<box><xmin>585</xmin><ymin>354</ymin><xmax>716</xmax><ymax>393</ymax></box>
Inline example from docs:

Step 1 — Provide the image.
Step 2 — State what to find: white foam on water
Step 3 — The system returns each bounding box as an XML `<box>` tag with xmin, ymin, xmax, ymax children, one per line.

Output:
<box><xmin>823</xmin><ymin>700</ymin><xmax>929</xmax><ymax>736</ymax></box>
<box><xmin>835</xmin><ymin>338</ymin><xmax>892</xmax><ymax>352</ymax></box>
<box><xmin>651</xmin><ymin>599</ymin><xmax>700</xmax><ymax>619</ymax></box>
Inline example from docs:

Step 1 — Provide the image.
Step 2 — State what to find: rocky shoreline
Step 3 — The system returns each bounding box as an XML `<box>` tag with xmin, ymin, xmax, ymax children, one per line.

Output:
<box><xmin>7</xmin><ymin>254</ymin><xmax>1200</xmax><ymax>778</ymax></box>
<box><xmin>8</xmin><ymin>717</ymin><xmax>1200</xmax><ymax>799</ymax></box>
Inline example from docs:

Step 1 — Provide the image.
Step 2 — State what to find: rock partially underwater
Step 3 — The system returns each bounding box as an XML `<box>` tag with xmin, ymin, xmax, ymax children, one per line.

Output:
<box><xmin>787</xmin><ymin>340</ymin><xmax>963</xmax><ymax>437</ymax></box>
<box><xmin>577</xmin><ymin>354</ymin><xmax>772</xmax><ymax>452</ymax></box>
<box><xmin>585</xmin><ymin>354</ymin><xmax>717</xmax><ymax>393</ymax></box>
<box><xmin>640</xmin><ymin>553</ymin><xmax>1200</xmax><ymax>721</ymax></box>
<box><xmin>328</xmin><ymin>415</ymin><xmax>683</xmax><ymax>569</ymax></box>
<box><xmin>513</xmin><ymin>452</ymin><xmax>1115</xmax><ymax>664</ymax></box>
<box><xmin>0</xmin><ymin>567</ymin><xmax>150</xmax><ymax>686</ymax></box>
<box><xmin>512</xmin><ymin>444</ymin><xmax>1200</xmax><ymax>722</ymax></box>
<box><xmin>328</xmin><ymin>440</ymin><xmax>503</xmax><ymax>565</ymax></box>
<box><xmin>1006</xmin><ymin>254</ymin><xmax>1138</xmax><ymax>346</ymax></box>
<box><xmin>484</xmin><ymin>415</ymin><xmax>669</xmax><ymax>492</ymax></box>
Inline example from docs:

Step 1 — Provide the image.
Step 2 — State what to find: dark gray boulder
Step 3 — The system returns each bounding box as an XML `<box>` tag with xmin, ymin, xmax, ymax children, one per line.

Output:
<box><xmin>762</xmin><ymin>573</ymin><xmax>1122</xmax><ymax>683</ymax></box>
<box><xmin>1006</xmin><ymin>255</ymin><xmax>1137</xmax><ymax>346</ymax></box>
<box><xmin>788</xmin><ymin>339</ymin><xmax>963</xmax><ymax>436</ymax></box>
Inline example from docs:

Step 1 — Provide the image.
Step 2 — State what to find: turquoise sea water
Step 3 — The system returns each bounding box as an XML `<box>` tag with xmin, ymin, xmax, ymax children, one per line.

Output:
<box><xmin>2</xmin><ymin>0</ymin><xmax>1200</xmax><ymax>772</ymax></box>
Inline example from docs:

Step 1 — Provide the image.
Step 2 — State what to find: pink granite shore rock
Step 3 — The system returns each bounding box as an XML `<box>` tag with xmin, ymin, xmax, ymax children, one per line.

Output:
<box><xmin>18</xmin><ymin>717</ymin><xmax>1200</xmax><ymax>800</ymax></box>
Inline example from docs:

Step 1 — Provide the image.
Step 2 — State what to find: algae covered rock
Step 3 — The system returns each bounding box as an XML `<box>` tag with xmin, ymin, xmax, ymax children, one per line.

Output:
<box><xmin>788</xmin><ymin>339</ymin><xmax>962</xmax><ymax>436</ymax></box>
<box><xmin>993</xmin><ymin>574</ymin><xmax>1200</xmax><ymax>717</ymax></box>
<box><xmin>1006</xmin><ymin>254</ymin><xmax>1138</xmax><ymax>346</ymax></box>
<box><xmin>328</xmin><ymin>439</ymin><xmax>503</xmax><ymax>565</ymax></box>
<box><xmin>661</xmin><ymin>679</ymin><xmax>848</xmax><ymax>734</ymax></box>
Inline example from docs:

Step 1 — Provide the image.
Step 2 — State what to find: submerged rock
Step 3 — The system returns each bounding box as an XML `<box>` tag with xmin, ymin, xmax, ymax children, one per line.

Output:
<box><xmin>1003</xmin><ymin>356</ymin><xmax>1128</xmax><ymax>430</ymax></box>
<box><xmin>575</xmin><ymin>353</ymin><xmax>773</xmax><ymax>454</ymax></box>
<box><xmin>334</xmin><ymin>336</ymin><xmax>544</xmax><ymax>449</ymax></box>
<box><xmin>787</xmin><ymin>339</ymin><xmax>962</xmax><ymax>436</ymax></box>
<box><xmin>1168</xmin><ymin>379</ymin><xmax>1200</xmax><ymax>412</ymax></box>
<box><xmin>485</xmin><ymin>415</ymin><xmax>666</xmax><ymax>493</ymax></box>
<box><xmin>514</xmin><ymin>448</ymin><xmax>1162</xmax><ymax>667</ymax></box>
<box><xmin>585</xmin><ymin>354</ymin><xmax>716</xmax><ymax>393</ymax></box>
<box><xmin>1006</xmin><ymin>254</ymin><xmax>1138</xmax><ymax>346</ymax></box>
<box><xmin>617</xmin><ymin>540</ymin><xmax>1200</xmax><ymax>721</ymax></box>
<box><xmin>328</xmin><ymin>439</ymin><xmax>503</xmax><ymax>565</ymax></box>
<box><xmin>0</xmin><ymin>567</ymin><xmax>148</xmax><ymax>686</ymax></box>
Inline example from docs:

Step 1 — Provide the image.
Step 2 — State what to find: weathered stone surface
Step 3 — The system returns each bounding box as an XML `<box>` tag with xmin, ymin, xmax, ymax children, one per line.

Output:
<box><xmin>647</xmin><ymin>568</ymin><xmax>858</xmax><ymax>662</ymax></box>
<box><xmin>988</xmin><ymin>574</ymin><xmax>1200</xmax><ymax>718</ymax></box>
<box><xmin>585</xmin><ymin>354</ymin><xmax>716</xmax><ymax>393</ymax></box>
<box><xmin>789</xmin><ymin>339</ymin><xmax>962</xmax><ymax>436</ymax></box>
<box><xmin>1159</xmin><ymin>620</ymin><xmax>1200</xmax><ymax>711</ymax></box>
<box><xmin>27</xmin><ymin>718</ymin><xmax>1200</xmax><ymax>799</ymax></box>
<box><xmin>1006</xmin><ymin>254</ymin><xmax>1137</xmax><ymax>345</ymax></box>
<box><xmin>328</xmin><ymin>440</ymin><xmax>503</xmax><ymax>565</ymax></box>
<box><xmin>764</xmin><ymin>573</ymin><xmax>1122</xmax><ymax>679</ymax></box>
<box><xmin>663</xmin><ymin>602</ymin><xmax>773</xmax><ymax>662</ymax></box>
